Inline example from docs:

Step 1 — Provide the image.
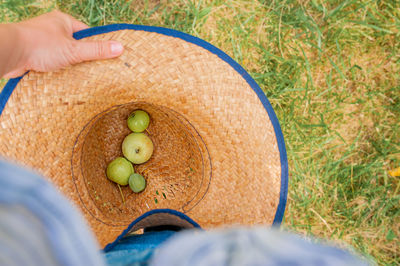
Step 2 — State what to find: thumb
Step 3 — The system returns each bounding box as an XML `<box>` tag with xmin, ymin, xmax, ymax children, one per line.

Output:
<box><xmin>72</xmin><ymin>40</ymin><xmax>124</xmax><ymax>62</ymax></box>
<box><xmin>3</xmin><ymin>68</ymin><xmax>27</xmax><ymax>79</ymax></box>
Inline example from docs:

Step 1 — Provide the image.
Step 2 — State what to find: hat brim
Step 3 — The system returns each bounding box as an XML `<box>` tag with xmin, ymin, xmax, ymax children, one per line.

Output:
<box><xmin>0</xmin><ymin>24</ymin><xmax>288</xmax><ymax>247</ymax></box>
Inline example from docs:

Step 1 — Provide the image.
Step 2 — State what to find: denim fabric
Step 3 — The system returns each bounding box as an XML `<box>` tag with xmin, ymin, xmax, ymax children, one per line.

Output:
<box><xmin>150</xmin><ymin>228</ymin><xmax>371</xmax><ymax>266</ymax></box>
<box><xmin>0</xmin><ymin>160</ymin><xmax>105</xmax><ymax>266</ymax></box>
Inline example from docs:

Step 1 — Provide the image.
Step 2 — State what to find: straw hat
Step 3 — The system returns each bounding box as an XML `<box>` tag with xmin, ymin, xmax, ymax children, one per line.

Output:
<box><xmin>0</xmin><ymin>24</ymin><xmax>288</xmax><ymax>247</ymax></box>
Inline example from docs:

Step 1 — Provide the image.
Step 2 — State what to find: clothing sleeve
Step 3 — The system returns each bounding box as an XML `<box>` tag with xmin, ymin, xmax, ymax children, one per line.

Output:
<box><xmin>0</xmin><ymin>159</ymin><xmax>106</xmax><ymax>266</ymax></box>
<box><xmin>150</xmin><ymin>227</ymin><xmax>372</xmax><ymax>266</ymax></box>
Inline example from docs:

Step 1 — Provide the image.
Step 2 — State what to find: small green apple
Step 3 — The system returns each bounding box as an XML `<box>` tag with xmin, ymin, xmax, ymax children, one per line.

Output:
<box><xmin>127</xmin><ymin>110</ymin><xmax>150</xmax><ymax>133</ymax></box>
<box><xmin>106</xmin><ymin>157</ymin><xmax>134</xmax><ymax>185</ymax></box>
<box><xmin>128</xmin><ymin>173</ymin><xmax>146</xmax><ymax>193</ymax></box>
<box><xmin>122</xmin><ymin>133</ymin><xmax>154</xmax><ymax>164</ymax></box>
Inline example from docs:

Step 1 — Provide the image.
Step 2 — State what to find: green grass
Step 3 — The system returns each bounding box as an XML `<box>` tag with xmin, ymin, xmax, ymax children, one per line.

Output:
<box><xmin>1</xmin><ymin>0</ymin><xmax>399</xmax><ymax>264</ymax></box>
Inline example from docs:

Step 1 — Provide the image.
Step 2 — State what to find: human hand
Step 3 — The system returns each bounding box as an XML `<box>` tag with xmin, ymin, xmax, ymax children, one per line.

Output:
<box><xmin>1</xmin><ymin>11</ymin><xmax>123</xmax><ymax>78</ymax></box>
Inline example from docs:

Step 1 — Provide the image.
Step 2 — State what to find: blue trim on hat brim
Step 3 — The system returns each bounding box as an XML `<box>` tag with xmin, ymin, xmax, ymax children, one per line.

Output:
<box><xmin>0</xmin><ymin>24</ymin><xmax>288</xmax><ymax>225</ymax></box>
<box><xmin>0</xmin><ymin>75</ymin><xmax>24</xmax><ymax>116</ymax></box>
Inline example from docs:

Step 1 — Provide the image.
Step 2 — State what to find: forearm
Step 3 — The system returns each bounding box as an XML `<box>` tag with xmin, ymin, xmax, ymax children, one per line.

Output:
<box><xmin>0</xmin><ymin>23</ymin><xmax>26</xmax><ymax>78</ymax></box>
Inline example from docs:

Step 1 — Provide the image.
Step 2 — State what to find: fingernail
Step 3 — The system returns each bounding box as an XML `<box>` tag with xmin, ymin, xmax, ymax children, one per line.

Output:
<box><xmin>110</xmin><ymin>41</ymin><xmax>123</xmax><ymax>55</ymax></box>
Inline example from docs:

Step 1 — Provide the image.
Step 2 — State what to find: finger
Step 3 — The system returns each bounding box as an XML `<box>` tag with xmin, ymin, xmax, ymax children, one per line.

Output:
<box><xmin>58</xmin><ymin>11</ymin><xmax>89</xmax><ymax>32</ymax></box>
<box><xmin>3</xmin><ymin>69</ymin><xmax>27</xmax><ymax>79</ymax></box>
<box><xmin>72</xmin><ymin>40</ymin><xmax>124</xmax><ymax>62</ymax></box>
<box><xmin>69</xmin><ymin>16</ymin><xmax>89</xmax><ymax>32</ymax></box>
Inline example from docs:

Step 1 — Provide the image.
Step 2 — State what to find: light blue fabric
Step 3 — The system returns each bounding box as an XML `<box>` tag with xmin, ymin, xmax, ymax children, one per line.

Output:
<box><xmin>0</xmin><ymin>160</ymin><xmax>105</xmax><ymax>266</ymax></box>
<box><xmin>150</xmin><ymin>228</ymin><xmax>371</xmax><ymax>266</ymax></box>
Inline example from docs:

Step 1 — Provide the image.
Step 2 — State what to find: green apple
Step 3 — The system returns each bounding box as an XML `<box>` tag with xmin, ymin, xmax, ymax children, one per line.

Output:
<box><xmin>106</xmin><ymin>157</ymin><xmax>134</xmax><ymax>185</ymax></box>
<box><xmin>127</xmin><ymin>110</ymin><xmax>150</xmax><ymax>133</ymax></box>
<box><xmin>122</xmin><ymin>133</ymin><xmax>154</xmax><ymax>164</ymax></box>
<box><xmin>128</xmin><ymin>173</ymin><xmax>146</xmax><ymax>193</ymax></box>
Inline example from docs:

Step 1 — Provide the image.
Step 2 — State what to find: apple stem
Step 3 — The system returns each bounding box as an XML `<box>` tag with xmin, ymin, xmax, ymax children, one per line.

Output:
<box><xmin>117</xmin><ymin>184</ymin><xmax>125</xmax><ymax>205</ymax></box>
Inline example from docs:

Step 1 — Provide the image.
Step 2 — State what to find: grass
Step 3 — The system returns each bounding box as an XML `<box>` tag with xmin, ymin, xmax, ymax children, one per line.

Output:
<box><xmin>1</xmin><ymin>0</ymin><xmax>399</xmax><ymax>264</ymax></box>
